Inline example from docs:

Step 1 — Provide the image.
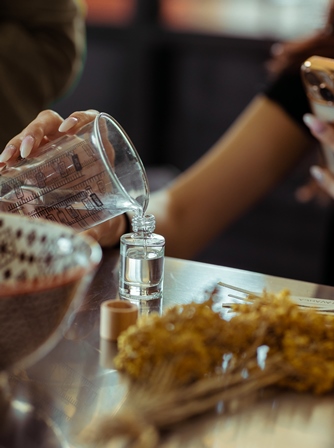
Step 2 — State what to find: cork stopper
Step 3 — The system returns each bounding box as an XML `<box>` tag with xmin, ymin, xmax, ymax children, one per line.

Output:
<box><xmin>100</xmin><ymin>299</ymin><xmax>138</xmax><ymax>341</ymax></box>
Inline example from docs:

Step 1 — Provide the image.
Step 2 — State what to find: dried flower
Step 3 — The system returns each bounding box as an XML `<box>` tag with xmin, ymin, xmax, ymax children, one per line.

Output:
<box><xmin>82</xmin><ymin>288</ymin><xmax>334</xmax><ymax>447</ymax></box>
<box><xmin>115</xmin><ymin>288</ymin><xmax>334</xmax><ymax>394</ymax></box>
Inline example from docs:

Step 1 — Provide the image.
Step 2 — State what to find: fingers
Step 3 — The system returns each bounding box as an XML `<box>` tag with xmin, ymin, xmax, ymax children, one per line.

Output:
<box><xmin>0</xmin><ymin>110</ymin><xmax>63</xmax><ymax>165</ymax></box>
<box><xmin>303</xmin><ymin>114</ymin><xmax>334</xmax><ymax>146</ymax></box>
<box><xmin>295</xmin><ymin>179</ymin><xmax>319</xmax><ymax>203</ymax></box>
<box><xmin>302</xmin><ymin>114</ymin><xmax>334</xmax><ymax>200</ymax></box>
<box><xmin>303</xmin><ymin>114</ymin><xmax>334</xmax><ymax>198</ymax></box>
<box><xmin>310</xmin><ymin>165</ymin><xmax>334</xmax><ymax>199</ymax></box>
<box><xmin>82</xmin><ymin>214</ymin><xmax>127</xmax><ymax>248</ymax></box>
<box><xmin>0</xmin><ymin>109</ymin><xmax>99</xmax><ymax>166</ymax></box>
<box><xmin>58</xmin><ymin>110</ymin><xmax>99</xmax><ymax>135</ymax></box>
<box><xmin>295</xmin><ymin>177</ymin><xmax>332</xmax><ymax>206</ymax></box>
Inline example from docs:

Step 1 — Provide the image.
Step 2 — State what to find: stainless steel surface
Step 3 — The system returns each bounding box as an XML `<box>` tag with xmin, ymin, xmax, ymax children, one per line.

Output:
<box><xmin>2</xmin><ymin>250</ymin><xmax>334</xmax><ymax>447</ymax></box>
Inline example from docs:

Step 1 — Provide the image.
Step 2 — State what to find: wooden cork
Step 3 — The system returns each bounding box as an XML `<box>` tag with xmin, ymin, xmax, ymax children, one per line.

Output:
<box><xmin>100</xmin><ymin>299</ymin><xmax>138</xmax><ymax>341</ymax></box>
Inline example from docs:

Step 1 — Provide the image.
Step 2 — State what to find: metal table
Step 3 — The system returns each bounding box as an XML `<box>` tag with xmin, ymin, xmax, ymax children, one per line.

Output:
<box><xmin>1</xmin><ymin>249</ymin><xmax>334</xmax><ymax>447</ymax></box>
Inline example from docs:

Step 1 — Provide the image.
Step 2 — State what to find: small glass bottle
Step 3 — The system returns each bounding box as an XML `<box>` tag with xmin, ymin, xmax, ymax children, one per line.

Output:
<box><xmin>119</xmin><ymin>214</ymin><xmax>165</xmax><ymax>305</ymax></box>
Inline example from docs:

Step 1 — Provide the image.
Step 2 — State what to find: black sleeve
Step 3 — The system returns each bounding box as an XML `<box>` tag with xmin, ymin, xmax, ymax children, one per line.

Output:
<box><xmin>264</xmin><ymin>72</ymin><xmax>312</xmax><ymax>135</ymax></box>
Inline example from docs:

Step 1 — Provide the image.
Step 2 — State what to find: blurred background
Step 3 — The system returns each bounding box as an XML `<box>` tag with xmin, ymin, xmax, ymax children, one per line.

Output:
<box><xmin>54</xmin><ymin>0</ymin><xmax>333</xmax><ymax>284</ymax></box>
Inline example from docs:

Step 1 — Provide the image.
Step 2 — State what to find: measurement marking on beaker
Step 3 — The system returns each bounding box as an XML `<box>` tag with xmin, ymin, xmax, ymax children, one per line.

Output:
<box><xmin>15</xmin><ymin>171</ymin><xmax>108</xmax><ymax>226</ymax></box>
<box><xmin>1</xmin><ymin>149</ymin><xmax>100</xmax><ymax>209</ymax></box>
<box><xmin>4</xmin><ymin>171</ymin><xmax>83</xmax><ymax>211</ymax></box>
<box><xmin>90</xmin><ymin>193</ymin><xmax>103</xmax><ymax>207</ymax></box>
<box><xmin>4</xmin><ymin>171</ymin><xmax>106</xmax><ymax>213</ymax></box>
<box><xmin>72</xmin><ymin>154</ymin><xmax>82</xmax><ymax>171</ymax></box>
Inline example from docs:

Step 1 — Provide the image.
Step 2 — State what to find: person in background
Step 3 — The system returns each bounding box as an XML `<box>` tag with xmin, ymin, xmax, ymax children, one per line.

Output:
<box><xmin>3</xmin><ymin>2</ymin><xmax>334</xmax><ymax>281</ymax></box>
<box><xmin>0</xmin><ymin>0</ymin><xmax>86</xmax><ymax>150</ymax></box>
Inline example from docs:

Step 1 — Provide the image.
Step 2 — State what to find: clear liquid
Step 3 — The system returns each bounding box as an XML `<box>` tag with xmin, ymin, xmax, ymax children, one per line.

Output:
<box><xmin>0</xmin><ymin>186</ymin><xmax>141</xmax><ymax>230</ymax></box>
<box><xmin>119</xmin><ymin>247</ymin><xmax>164</xmax><ymax>302</ymax></box>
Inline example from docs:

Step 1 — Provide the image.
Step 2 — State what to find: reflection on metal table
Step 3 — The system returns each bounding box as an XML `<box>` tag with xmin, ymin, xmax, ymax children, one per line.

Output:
<box><xmin>2</xmin><ymin>250</ymin><xmax>334</xmax><ymax>447</ymax></box>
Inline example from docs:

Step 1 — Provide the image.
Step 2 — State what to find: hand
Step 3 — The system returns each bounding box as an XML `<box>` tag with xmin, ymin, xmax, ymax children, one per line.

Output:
<box><xmin>295</xmin><ymin>176</ymin><xmax>332</xmax><ymax>207</ymax></box>
<box><xmin>0</xmin><ymin>109</ymin><xmax>99</xmax><ymax>167</ymax></box>
<box><xmin>0</xmin><ymin>108</ymin><xmax>127</xmax><ymax>247</ymax></box>
<box><xmin>83</xmin><ymin>213</ymin><xmax>128</xmax><ymax>248</ymax></box>
<box><xmin>303</xmin><ymin>114</ymin><xmax>334</xmax><ymax>201</ymax></box>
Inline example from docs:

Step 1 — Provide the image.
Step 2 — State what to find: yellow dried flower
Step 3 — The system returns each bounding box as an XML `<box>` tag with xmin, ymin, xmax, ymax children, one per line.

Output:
<box><xmin>114</xmin><ymin>289</ymin><xmax>334</xmax><ymax>395</ymax></box>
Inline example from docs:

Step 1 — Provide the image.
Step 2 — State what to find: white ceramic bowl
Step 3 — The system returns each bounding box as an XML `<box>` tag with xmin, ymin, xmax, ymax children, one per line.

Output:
<box><xmin>0</xmin><ymin>213</ymin><xmax>102</xmax><ymax>371</ymax></box>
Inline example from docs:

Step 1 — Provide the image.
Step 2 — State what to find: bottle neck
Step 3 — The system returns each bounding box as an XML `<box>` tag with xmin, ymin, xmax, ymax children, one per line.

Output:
<box><xmin>131</xmin><ymin>214</ymin><xmax>155</xmax><ymax>236</ymax></box>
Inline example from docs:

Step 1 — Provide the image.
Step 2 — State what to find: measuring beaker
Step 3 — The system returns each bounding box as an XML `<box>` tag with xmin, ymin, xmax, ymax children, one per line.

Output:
<box><xmin>0</xmin><ymin>113</ymin><xmax>149</xmax><ymax>230</ymax></box>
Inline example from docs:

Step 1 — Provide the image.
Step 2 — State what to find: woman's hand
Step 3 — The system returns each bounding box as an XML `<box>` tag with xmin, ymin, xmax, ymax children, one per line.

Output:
<box><xmin>0</xmin><ymin>109</ymin><xmax>99</xmax><ymax>166</ymax></box>
<box><xmin>0</xmin><ymin>108</ymin><xmax>127</xmax><ymax>247</ymax></box>
<box><xmin>83</xmin><ymin>214</ymin><xmax>128</xmax><ymax>248</ymax></box>
<box><xmin>303</xmin><ymin>114</ymin><xmax>334</xmax><ymax>200</ymax></box>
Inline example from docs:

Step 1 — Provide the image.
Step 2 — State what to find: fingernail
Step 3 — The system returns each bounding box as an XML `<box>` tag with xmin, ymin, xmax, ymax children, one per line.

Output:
<box><xmin>303</xmin><ymin>114</ymin><xmax>327</xmax><ymax>134</ymax></box>
<box><xmin>310</xmin><ymin>165</ymin><xmax>324</xmax><ymax>183</ymax></box>
<box><xmin>58</xmin><ymin>116</ymin><xmax>78</xmax><ymax>133</ymax></box>
<box><xmin>20</xmin><ymin>135</ymin><xmax>35</xmax><ymax>158</ymax></box>
<box><xmin>0</xmin><ymin>144</ymin><xmax>16</xmax><ymax>163</ymax></box>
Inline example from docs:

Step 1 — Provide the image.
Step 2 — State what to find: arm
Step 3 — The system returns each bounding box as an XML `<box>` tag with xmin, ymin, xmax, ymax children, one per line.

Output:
<box><xmin>149</xmin><ymin>94</ymin><xmax>313</xmax><ymax>259</ymax></box>
<box><xmin>1</xmin><ymin>98</ymin><xmax>313</xmax><ymax>256</ymax></box>
<box><xmin>304</xmin><ymin>113</ymin><xmax>334</xmax><ymax>198</ymax></box>
<box><xmin>0</xmin><ymin>0</ymin><xmax>86</xmax><ymax>148</ymax></box>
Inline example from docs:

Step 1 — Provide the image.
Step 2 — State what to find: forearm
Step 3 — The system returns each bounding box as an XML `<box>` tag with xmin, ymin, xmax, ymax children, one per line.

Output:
<box><xmin>150</xmin><ymin>95</ymin><xmax>313</xmax><ymax>259</ymax></box>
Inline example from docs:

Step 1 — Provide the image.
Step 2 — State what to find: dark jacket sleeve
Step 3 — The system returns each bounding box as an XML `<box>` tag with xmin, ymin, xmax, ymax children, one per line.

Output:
<box><xmin>0</xmin><ymin>0</ymin><xmax>86</xmax><ymax>149</ymax></box>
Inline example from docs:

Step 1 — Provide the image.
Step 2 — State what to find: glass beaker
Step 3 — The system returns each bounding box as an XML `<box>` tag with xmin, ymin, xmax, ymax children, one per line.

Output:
<box><xmin>0</xmin><ymin>113</ymin><xmax>149</xmax><ymax>230</ymax></box>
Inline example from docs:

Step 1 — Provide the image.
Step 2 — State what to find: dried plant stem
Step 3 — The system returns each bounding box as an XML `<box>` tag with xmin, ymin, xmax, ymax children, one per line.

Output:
<box><xmin>81</xmin><ymin>355</ymin><xmax>289</xmax><ymax>448</ymax></box>
<box><xmin>81</xmin><ymin>288</ymin><xmax>332</xmax><ymax>447</ymax></box>
<box><xmin>125</xmin><ymin>363</ymin><xmax>286</xmax><ymax>428</ymax></box>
